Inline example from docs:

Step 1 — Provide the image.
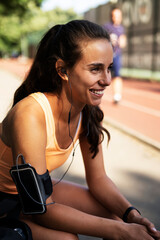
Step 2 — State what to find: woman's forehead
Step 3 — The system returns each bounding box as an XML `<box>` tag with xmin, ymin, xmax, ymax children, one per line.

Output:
<box><xmin>77</xmin><ymin>39</ymin><xmax>113</xmax><ymax>66</ymax></box>
<box><xmin>80</xmin><ymin>38</ymin><xmax>109</xmax><ymax>48</ymax></box>
<box><xmin>81</xmin><ymin>39</ymin><xmax>112</xmax><ymax>58</ymax></box>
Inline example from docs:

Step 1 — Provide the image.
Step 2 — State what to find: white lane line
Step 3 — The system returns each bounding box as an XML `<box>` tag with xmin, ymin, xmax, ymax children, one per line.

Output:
<box><xmin>105</xmin><ymin>97</ymin><xmax>160</xmax><ymax>118</ymax></box>
<box><xmin>124</xmin><ymin>88</ymin><xmax>160</xmax><ymax>101</ymax></box>
<box><xmin>122</xmin><ymin>100</ymin><xmax>160</xmax><ymax>117</ymax></box>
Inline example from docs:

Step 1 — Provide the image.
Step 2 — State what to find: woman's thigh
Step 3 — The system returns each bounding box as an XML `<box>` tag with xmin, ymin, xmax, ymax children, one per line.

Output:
<box><xmin>52</xmin><ymin>179</ymin><xmax>115</xmax><ymax>219</ymax></box>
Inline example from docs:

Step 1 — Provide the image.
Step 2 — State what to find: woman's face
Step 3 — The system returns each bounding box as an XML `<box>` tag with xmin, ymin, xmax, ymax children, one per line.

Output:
<box><xmin>68</xmin><ymin>39</ymin><xmax>113</xmax><ymax>108</ymax></box>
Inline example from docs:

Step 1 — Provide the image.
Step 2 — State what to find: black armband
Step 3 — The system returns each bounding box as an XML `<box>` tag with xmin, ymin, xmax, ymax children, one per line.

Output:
<box><xmin>10</xmin><ymin>154</ymin><xmax>54</xmax><ymax>215</ymax></box>
<box><xmin>123</xmin><ymin>206</ymin><xmax>141</xmax><ymax>222</ymax></box>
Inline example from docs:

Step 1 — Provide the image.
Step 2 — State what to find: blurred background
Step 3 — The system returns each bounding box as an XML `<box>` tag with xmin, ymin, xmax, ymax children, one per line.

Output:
<box><xmin>0</xmin><ymin>0</ymin><xmax>160</xmax><ymax>80</ymax></box>
<box><xmin>0</xmin><ymin>0</ymin><xmax>160</xmax><ymax>238</ymax></box>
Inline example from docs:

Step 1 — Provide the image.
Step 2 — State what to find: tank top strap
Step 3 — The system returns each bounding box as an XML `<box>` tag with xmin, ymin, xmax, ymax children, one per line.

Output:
<box><xmin>29</xmin><ymin>92</ymin><xmax>55</xmax><ymax>148</ymax></box>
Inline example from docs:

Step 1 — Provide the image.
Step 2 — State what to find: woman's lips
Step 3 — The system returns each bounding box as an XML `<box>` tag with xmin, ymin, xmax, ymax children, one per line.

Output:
<box><xmin>89</xmin><ymin>89</ymin><xmax>105</xmax><ymax>97</ymax></box>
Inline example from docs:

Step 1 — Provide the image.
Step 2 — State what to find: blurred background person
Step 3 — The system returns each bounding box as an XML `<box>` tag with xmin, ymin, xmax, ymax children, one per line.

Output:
<box><xmin>104</xmin><ymin>7</ymin><xmax>126</xmax><ymax>103</ymax></box>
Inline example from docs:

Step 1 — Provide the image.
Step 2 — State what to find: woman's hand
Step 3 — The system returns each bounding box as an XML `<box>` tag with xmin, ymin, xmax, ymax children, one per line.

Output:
<box><xmin>122</xmin><ymin>222</ymin><xmax>157</xmax><ymax>240</ymax></box>
<box><xmin>127</xmin><ymin>214</ymin><xmax>160</xmax><ymax>239</ymax></box>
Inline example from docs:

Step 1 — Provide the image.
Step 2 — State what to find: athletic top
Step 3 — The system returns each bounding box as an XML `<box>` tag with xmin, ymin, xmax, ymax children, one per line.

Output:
<box><xmin>0</xmin><ymin>92</ymin><xmax>82</xmax><ymax>194</ymax></box>
<box><xmin>103</xmin><ymin>22</ymin><xmax>125</xmax><ymax>55</ymax></box>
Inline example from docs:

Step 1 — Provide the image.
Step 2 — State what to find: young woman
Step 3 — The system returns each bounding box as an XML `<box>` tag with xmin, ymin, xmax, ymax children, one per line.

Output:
<box><xmin>0</xmin><ymin>20</ymin><xmax>159</xmax><ymax>240</ymax></box>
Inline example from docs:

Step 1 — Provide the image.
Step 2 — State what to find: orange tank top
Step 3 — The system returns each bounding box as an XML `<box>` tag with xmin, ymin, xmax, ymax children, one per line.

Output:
<box><xmin>0</xmin><ymin>92</ymin><xmax>82</xmax><ymax>194</ymax></box>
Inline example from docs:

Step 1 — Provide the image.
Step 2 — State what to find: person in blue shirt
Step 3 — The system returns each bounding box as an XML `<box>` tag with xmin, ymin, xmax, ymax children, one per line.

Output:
<box><xmin>104</xmin><ymin>7</ymin><xmax>126</xmax><ymax>103</ymax></box>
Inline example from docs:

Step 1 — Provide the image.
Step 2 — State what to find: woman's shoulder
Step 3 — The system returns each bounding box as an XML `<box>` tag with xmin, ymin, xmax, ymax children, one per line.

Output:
<box><xmin>11</xmin><ymin>95</ymin><xmax>45</xmax><ymax>120</ymax></box>
<box><xmin>2</xmin><ymin>95</ymin><xmax>46</xmax><ymax>144</ymax></box>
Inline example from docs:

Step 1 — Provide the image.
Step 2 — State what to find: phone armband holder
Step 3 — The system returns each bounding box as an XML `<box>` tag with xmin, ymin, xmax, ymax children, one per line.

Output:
<box><xmin>10</xmin><ymin>154</ymin><xmax>53</xmax><ymax>215</ymax></box>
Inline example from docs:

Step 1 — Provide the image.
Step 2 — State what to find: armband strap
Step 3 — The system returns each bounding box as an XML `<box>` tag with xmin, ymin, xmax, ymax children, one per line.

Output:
<box><xmin>123</xmin><ymin>206</ymin><xmax>141</xmax><ymax>222</ymax></box>
<box><xmin>10</xmin><ymin>154</ymin><xmax>54</xmax><ymax>215</ymax></box>
<box><xmin>38</xmin><ymin>170</ymin><xmax>53</xmax><ymax>200</ymax></box>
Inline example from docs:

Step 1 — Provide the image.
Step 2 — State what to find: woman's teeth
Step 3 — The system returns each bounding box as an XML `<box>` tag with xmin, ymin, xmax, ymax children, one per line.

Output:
<box><xmin>90</xmin><ymin>89</ymin><xmax>104</xmax><ymax>95</ymax></box>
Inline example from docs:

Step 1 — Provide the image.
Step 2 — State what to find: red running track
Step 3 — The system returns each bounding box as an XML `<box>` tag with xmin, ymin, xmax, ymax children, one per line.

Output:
<box><xmin>101</xmin><ymin>79</ymin><xmax>160</xmax><ymax>147</ymax></box>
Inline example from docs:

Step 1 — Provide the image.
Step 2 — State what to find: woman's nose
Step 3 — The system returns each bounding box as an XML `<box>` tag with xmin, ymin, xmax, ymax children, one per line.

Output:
<box><xmin>99</xmin><ymin>71</ymin><xmax>112</xmax><ymax>86</ymax></box>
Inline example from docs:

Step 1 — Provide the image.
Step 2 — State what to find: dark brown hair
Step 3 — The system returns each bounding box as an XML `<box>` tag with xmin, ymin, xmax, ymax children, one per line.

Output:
<box><xmin>13</xmin><ymin>20</ymin><xmax>111</xmax><ymax>158</ymax></box>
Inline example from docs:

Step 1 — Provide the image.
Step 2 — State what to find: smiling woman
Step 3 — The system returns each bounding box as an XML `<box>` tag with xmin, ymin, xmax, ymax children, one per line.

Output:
<box><xmin>0</xmin><ymin>19</ymin><xmax>160</xmax><ymax>240</ymax></box>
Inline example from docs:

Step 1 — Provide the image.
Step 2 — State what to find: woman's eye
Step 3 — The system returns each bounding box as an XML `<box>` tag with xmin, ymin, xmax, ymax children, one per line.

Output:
<box><xmin>108</xmin><ymin>65</ymin><xmax>113</xmax><ymax>72</ymax></box>
<box><xmin>91</xmin><ymin>67</ymin><xmax>100</xmax><ymax>73</ymax></box>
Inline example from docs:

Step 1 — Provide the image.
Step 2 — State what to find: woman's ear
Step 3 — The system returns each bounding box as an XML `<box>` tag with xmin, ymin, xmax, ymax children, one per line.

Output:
<box><xmin>55</xmin><ymin>59</ymin><xmax>68</xmax><ymax>81</ymax></box>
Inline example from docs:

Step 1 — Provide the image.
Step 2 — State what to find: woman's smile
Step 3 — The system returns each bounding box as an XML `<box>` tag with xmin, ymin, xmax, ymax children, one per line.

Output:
<box><xmin>89</xmin><ymin>88</ymin><xmax>105</xmax><ymax>98</ymax></box>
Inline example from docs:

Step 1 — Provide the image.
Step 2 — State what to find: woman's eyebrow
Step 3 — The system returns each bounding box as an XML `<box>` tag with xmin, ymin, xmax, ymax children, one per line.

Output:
<box><xmin>87</xmin><ymin>63</ymin><xmax>104</xmax><ymax>67</ymax></box>
<box><xmin>87</xmin><ymin>62</ymin><xmax>113</xmax><ymax>67</ymax></box>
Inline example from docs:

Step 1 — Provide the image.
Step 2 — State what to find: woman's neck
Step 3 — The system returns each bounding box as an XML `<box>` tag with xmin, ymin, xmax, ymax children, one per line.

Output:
<box><xmin>47</xmin><ymin>89</ymin><xmax>83</xmax><ymax>125</ymax></box>
<box><xmin>57</xmin><ymin>84</ymin><xmax>84</xmax><ymax>122</ymax></box>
